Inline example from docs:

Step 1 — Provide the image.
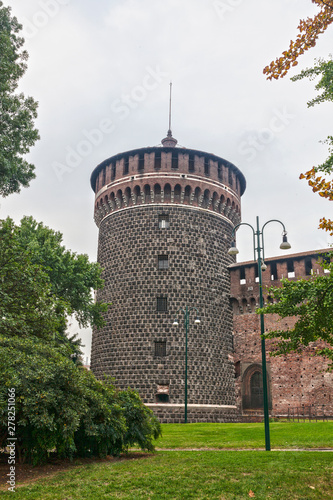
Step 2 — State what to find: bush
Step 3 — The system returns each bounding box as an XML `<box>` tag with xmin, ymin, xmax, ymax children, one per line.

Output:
<box><xmin>0</xmin><ymin>335</ymin><xmax>161</xmax><ymax>464</ymax></box>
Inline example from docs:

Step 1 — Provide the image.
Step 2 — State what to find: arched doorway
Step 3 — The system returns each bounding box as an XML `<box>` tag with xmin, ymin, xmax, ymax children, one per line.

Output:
<box><xmin>242</xmin><ymin>364</ymin><xmax>271</xmax><ymax>410</ymax></box>
<box><xmin>250</xmin><ymin>371</ymin><xmax>263</xmax><ymax>409</ymax></box>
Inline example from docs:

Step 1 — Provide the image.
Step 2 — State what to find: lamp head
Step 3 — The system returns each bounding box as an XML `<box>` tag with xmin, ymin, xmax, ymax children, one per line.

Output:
<box><xmin>172</xmin><ymin>319</ymin><xmax>179</xmax><ymax>326</ymax></box>
<box><xmin>280</xmin><ymin>232</ymin><xmax>291</xmax><ymax>250</ymax></box>
<box><xmin>228</xmin><ymin>239</ymin><xmax>239</xmax><ymax>256</ymax></box>
<box><xmin>194</xmin><ymin>318</ymin><xmax>201</xmax><ymax>325</ymax></box>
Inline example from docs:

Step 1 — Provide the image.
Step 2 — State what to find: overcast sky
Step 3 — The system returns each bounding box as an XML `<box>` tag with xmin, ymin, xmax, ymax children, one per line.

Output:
<box><xmin>3</xmin><ymin>0</ymin><xmax>333</xmax><ymax>358</ymax></box>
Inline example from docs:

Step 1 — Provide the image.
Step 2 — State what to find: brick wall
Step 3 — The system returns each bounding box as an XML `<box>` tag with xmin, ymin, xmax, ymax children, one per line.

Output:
<box><xmin>230</xmin><ymin>250</ymin><xmax>333</xmax><ymax>416</ymax></box>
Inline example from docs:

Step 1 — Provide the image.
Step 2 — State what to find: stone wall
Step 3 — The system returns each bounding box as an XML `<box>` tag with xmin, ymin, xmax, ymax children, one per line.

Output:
<box><xmin>91</xmin><ymin>205</ymin><xmax>237</xmax><ymax>414</ymax></box>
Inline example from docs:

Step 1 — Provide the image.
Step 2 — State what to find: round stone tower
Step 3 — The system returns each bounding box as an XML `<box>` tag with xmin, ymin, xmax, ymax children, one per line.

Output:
<box><xmin>90</xmin><ymin>130</ymin><xmax>246</xmax><ymax>422</ymax></box>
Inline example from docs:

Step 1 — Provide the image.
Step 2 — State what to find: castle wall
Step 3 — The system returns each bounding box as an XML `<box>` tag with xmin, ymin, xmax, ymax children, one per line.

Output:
<box><xmin>230</xmin><ymin>251</ymin><xmax>333</xmax><ymax>416</ymax></box>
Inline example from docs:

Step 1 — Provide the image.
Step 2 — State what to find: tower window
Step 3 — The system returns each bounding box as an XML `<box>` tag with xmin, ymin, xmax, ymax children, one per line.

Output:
<box><xmin>305</xmin><ymin>258</ymin><xmax>312</xmax><ymax>276</ymax></box>
<box><xmin>270</xmin><ymin>262</ymin><xmax>278</xmax><ymax>281</ymax></box>
<box><xmin>204</xmin><ymin>157</ymin><xmax>210</xmax><ymax>176</ymax></box>
<box><xmin>287</xmin><ymin>259</ymin><xmax>295</xmax><ymax>278</ymax></box>
<box><xmin>156</xmin><ymin>394</ymin><xmax>169</xmax><ymax>403</ymax></box>
<box><xmin>154</xmin><ymin>341</ymin><xmax>167</xmax><ymax>357</ymax></box>
<box><xmin>189</xmin><ymin>154</ymin><xmax>195</xmax><ymax>172</ymax></box>
<box><xmin>138</xmin><ymin>153</ymin><xmax>144</xmax><ymax>171</ymax></box>
<box><xmin>228</xmin><ymin>169</ymin><xmax>233</xmax><ymax>187</ymax></box>
<box><xmin>171</xmin><ymin>151</ymin><xmax>178</xmax><ymax>169</ymax></box>
<box><xmin>123</xmin><ymin>157</ymin><xmax>129</xmax><ymax>175</ymax></box>
<box><xmin>157</xmin><ymin>296</ymin><xmax>167</xmax><ymax>312</ymax></box>
<box><xmin>159</xmin><ymin>214</ymin><xmax>169</xmax><ymax>229</ymax></box>
<box><xmin>218</xmin><ymin>163</ymin><xmax>222</xmax><ymax>180</ymax></box>
<box><xmin>158</xmin><ymin>255</ymin><xmax>169</xmax><ymax>270</ymax></box>
<box><xmin>255</xmin><ymin>263</ymin><xmax>259</xmax><ymax>283</ymax></box>
<box><xmin>154</xmin><ymin>150</ymin><xmax>161</xmax><ymax>169</ymax></box>
<box><xmin>111</xmin><ymin>164</ymin><xmax>116</xmax><ymax>181</ymax></box>
<box><xmin>240</xmin><ymin>267</ymin><xmax>246</xmax><ymax>285</ymax></box>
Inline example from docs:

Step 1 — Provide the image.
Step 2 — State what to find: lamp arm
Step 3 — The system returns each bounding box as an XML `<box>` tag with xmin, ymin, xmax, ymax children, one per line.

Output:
<box><xmin>261</xmin><ymin>219</ymin><xmax>287</xmax><ymax>261</ymax></box>
<box><xmin>231</xmin><ymin>223</ymin><xmax>256</xmax><ymax>261</ymax></box>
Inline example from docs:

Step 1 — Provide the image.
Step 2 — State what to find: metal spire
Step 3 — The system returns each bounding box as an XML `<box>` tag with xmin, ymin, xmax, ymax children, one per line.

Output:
<box><xmin>161</xmin><ymin>81</ymin><xmax>178</xmax><ymax>147</ymax></box>
<box><xmin>168</xmin><ymin>81</ymin><xmax>172</xmax><ymax>134</ymax></box>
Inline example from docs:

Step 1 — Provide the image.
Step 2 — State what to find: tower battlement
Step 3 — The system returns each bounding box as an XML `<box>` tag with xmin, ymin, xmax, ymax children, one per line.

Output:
<box><xmin>91</xmin><ymin>146</ymin><xmax>246</xmax><ymax>228</ymax></box>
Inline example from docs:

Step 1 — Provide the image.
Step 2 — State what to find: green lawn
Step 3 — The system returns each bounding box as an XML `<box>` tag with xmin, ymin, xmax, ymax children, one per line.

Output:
<box><xmin>1</xmin><ymin>422</ymin><xmax>332</xmax><ymax>499</ymax></box>
<box><xmin>155</xmin><ymin>421</ymin><xmax>333</xmax><ymax>450</ymax></box>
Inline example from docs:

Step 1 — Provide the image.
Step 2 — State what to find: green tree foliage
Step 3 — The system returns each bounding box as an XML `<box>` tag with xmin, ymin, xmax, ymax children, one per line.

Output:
<box><xmin>0</xmin><ymin>335</ymin><xmax>161</xmax><ymax>465</ymax></box>
<box><xmin>0</xmin><ymin>218</ymin><xmax>162</xmax><ymax>464</ymax></box>
<box><xmin>259</xmin><ymin>255</ymin><xmax>333</xmax><ymax>369</ymax></box>
<box><xmin>0</xmin><ymin>216</ymin><xmax>108</xmax><ymax>343</ymax></box>
<box><xmin>0</xmin><ymin>218</ymin><xmax>64</xmax><ymax>340</ymax></box>
<box><xmin>0</xmin><ymin>2</ymin><xmax>39</xmax><ymax>196</ymax></box>
<box><xmin>292</xmin><ymin>57</ymin><xmax>333</xmax><ymax>235</ymax></box>
<box><xmin>15</xmin><ymin>216</ymin><xmax>108</xmax><ymax>329</ymax></box>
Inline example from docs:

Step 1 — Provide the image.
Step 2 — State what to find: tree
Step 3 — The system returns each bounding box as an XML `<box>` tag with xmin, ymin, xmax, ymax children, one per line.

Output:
<box><xmin>0</xmin><ymin>2</ymin><xmax>39</xmax><ymax>197</ymax></box>
<box><xmin>263</xmin><ymin>1</ymin><xmax>333</xmax><ymax>81</ymax></box>
<box><xmin>0</xmin><ymin>216</ymin><xmax>108</xmax><ymax>339</ymax></box>
<box><xmin>0</xmin><ymin>335</ymin><xmax>161</xmax><ymax>464</ymax></box>
<box><xmin>259</xmin><ymin>255</ymin><xmax>333</xmax><ymax>369</ymax></box>
<box><xmin>15</xmin><ymin>216</ymin><xmax>108</xmax><ymax>330</ymax></box>
<box><xmin>0</xmin><ymin>217</ymin><xmax>162</xmax><ymax>464</ymax></box>
<box><xmin>292</xmin><ymin>57</ymin><xmax>333</xmax><ymax>235</ymax></box>
<box><xmin>0</xmin><ymin>218</ymin><xmax>65</xmax><ymax>341</ymax></box>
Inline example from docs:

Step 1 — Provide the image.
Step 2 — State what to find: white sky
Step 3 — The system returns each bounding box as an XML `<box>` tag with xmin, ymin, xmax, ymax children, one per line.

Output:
<box><xmin>3</xmin><ymin>0</ymin><xmax>333</xmax><ymax>358</ymax></box>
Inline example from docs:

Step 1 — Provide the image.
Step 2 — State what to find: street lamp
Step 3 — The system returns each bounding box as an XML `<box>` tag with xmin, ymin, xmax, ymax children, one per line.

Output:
<box><xmin>228</xmin><ymin>216</ymin><xmax>291</xmax><ymax>451</ymax></box>
<box><xmin>172</xmin><ymin>306</ymin><xmax>201</xmax><ymax>424</ymax></box>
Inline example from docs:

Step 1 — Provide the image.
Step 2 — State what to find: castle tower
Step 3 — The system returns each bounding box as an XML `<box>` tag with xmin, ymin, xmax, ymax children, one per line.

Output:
<box><xmin>90</xmin><ymin>130</ymin><xmax>246</xmax><ymax>422</ymax></box>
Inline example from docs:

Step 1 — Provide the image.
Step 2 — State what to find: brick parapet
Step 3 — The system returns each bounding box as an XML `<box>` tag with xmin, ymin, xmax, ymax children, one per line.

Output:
<box><xmin>90</xmin><ymin>147</ymin><xmax>245</xmax><ymax>227</ymax></box>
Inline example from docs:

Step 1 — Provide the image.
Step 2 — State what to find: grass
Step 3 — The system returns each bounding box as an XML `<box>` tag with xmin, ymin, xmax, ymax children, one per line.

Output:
<box><xmin>155</xmin><ymin>421</ymin><xmax>333</xmax><ymax>450</ymax></box>
<box><xmin>1</xmin><ymin>422</ymin><xmax>332</xmax><ymax>499</ymax></box>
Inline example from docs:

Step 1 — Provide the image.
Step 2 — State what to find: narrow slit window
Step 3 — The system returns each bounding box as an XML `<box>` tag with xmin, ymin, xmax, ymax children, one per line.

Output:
<box><xmin>111</xmin><ymin>164</ymin><xmax>116</xmax><ymax>181</ymax></box>
<box><xmin>287</xmin><ymin>260</ymin><xmax>295</xmax><ymax>278</ymax></box>
<box><xmin>189</xmin><ymin>154</ymin><xmax>195</xmax><ymax>172</ymax></box>
<box><xmin>158</xmin><ymin>255</ymin><xmax>169</xmax><ymax>270</ymax></box>
<box><xmin>240</xmin><ymin>267</ymin><xmax>246</xmax><ymax>285</ymax></box>
<box><xmin>157</xmin><ymin>296</ymin><xmax>168</xmax><ymax>312</ymax></box>
<box><xmin>154</xmin><ymin>341</ymin><xmax>167</xmax><ymax>357</ymax></box>
<box><xmin>305</xmin><ymin>258</ymin><xmax>312</xmax><ymax>276</ymax></box>
<box><xmin>228</xmin><ymin>169</ymin><xmax>233</xmax><ymax>187</ymax></box>
<box><xmin>159</xmin><ymin>214</ymin><xmax>169</xmax><ymax>229</ymax></box>
<box><xmin>123</xmin><ymin>157</ymin><xmax>129</xmax><ymax>175</ymax></box>
<box><xmin>138</xmin><ymin>153</ymin><xmax>144</xmax><ymax>171</ymax></box>
<box><xmin>154</xmin><ymin>150</ymin><xmax>161</xmax><ymax>169</ymax></box>
<box><xmin>218</xmin><ymin>163</ymin><xmax>222</xmax><ymax>180</ymax></box>
<box><xmin>171</xmin><ymin>151</ymin><xmax>178</xmax><ymax>169</ymax></box>
<box><xmin>270</xmin><ymin>262</ymin><xmax>278</xmax><ymax>281</ymax></box>
<box><xmin>204</xmin><ymin>157</ymin><xmax>210</xmax><ymax>176</ymax></box>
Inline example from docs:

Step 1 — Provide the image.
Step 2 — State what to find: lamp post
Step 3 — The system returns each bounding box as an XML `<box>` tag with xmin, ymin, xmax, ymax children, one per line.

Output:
<box><xmin>228</xmin><ymin>216</ymin><xmax>291</xmax><ymax>451</ymax></box>
<box><xmin>173</xmin><ymin>306</ymin><xmax>201</xmax><ymax>424</ymax></box>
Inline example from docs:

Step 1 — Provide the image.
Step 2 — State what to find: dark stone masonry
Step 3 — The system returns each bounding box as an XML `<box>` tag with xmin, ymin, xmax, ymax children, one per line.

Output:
<box><xmin>90</xmin><ymin>134</ymin><xmax>245</xmax><ymax>422</ymax></box>
<box><xmin>90</xmin><ymin>133</ymin><xmax>332</xmax><ymax>422</ymax></box>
